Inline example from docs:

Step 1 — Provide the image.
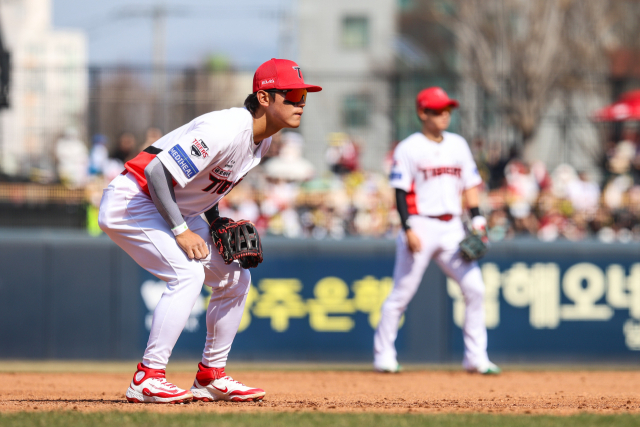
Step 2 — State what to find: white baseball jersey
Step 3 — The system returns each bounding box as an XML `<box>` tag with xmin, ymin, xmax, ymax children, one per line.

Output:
<box><xmin>376</xmin><ymin>131</ymin><xmax>493</xmax><ymax>373</ymax></box>
<box><xmin>101</xmin><ymin>107</ymin><xmax>268</xmax><ymax>371</ymax></box>
<box><xmin>125</xmin><ymin>108</ymin><xmax>271</xmax><ymax>217</ymax></box>
<box><xmin>388</xmin><ymin>131</ymin><xmax>481</xmax><ymax>216</ymax></box>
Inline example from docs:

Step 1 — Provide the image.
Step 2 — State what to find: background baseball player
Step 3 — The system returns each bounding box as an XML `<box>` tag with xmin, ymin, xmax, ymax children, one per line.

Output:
<box><xmin>374</xmin><ymin>87</ymin><xmax>500</xmax><ymax>375</ymax></box>
<box><xmin>98</xmin><ymin>58</ymin><xmax>321</xmax><ymax>403</ymax></box>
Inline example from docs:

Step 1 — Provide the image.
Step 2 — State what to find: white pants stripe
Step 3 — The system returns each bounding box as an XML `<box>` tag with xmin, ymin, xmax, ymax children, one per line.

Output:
<box><xmin>374</xmin><ymin>215</ymin><xmax>490</xmax><ymax>369</ymax></box>
<box><xmin>98</xmin><ymin>174</ymin><xmax>249</xmax><ymax>369</ymax></box>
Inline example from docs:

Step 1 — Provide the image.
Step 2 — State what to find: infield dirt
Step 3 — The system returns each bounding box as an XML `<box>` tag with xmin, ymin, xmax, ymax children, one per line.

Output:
<box><xmin>1</xmin><ymin>368</ymin><xmax>639</xmax><ymax>415</ymax></box>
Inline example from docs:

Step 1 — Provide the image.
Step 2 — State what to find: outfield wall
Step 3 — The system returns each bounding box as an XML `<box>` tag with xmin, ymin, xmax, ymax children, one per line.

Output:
<box><xmin>1</xmin><ymin>230</ymin><xmax>639</xmax><ymax>363</ymax></box>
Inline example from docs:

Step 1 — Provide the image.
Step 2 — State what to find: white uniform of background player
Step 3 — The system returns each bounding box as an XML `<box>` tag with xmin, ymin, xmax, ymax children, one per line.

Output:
<box><xmin>99</xmin><ymin>58</ymin><xmax>321</xmax><ymax>403</ymax></box>
<box><xmin>374</xmin><ymin>87</ymin><xmax>499</xmax><ymax>374</ymax></box>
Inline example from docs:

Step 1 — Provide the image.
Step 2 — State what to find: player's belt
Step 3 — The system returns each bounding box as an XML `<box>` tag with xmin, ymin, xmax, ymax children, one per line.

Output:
<box><xmin>428</xmin><ymin>214</ymin><xmax>454</xmax><ymax>221</ymax></box>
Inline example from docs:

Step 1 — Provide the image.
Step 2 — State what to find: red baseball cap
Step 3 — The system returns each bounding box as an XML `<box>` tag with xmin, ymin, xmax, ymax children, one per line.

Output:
<box><xmin>416</xmin><ymin>87</ymin><xmax>459</xmax><ymax>110</ymax></box>
<box><xmin>253</xmin><ymin>58</ymin><xmax>322</xmax><ymax>93</ymax></box>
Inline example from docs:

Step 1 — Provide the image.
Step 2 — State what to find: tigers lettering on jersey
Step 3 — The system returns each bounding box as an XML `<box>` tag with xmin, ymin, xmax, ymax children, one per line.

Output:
<box><xmin>169</xmin><ymin>145</ymin><xmax>199</xmax><ymax>179</ymax></box>
<box><xmin>420</xmin><ymin>166</ymin><xmax>461</xmax><ymax>179</ymax></box>
<box><xmin>389</xmin><ymin>131</ymin><xmax>482</xmax><ymax>217</ymax></box>
<box><xmin>202</xmin><ymin>173</ymin><xmax>244</xmax><ymax>195</ymax></box>
<box><xmin>202</xmin><ymin>173</ymin><xmax>233</xmax><ymax>194</ymax></box>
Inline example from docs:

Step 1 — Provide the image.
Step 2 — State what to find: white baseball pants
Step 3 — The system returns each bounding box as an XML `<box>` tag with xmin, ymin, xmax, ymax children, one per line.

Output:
<box><xmin>98</xmin><ymin>174</ymin><xmax>250</xmax><ymax>369</ymax></box>
<box><xmin>374</xmin><ymin>215</ymin><xmax>490</xmax><ymax>369</ymax></box>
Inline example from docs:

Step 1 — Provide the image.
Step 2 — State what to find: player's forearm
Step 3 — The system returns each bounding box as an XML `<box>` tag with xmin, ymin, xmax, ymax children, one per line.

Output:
<box><xmin>204</xmin><ymin>204</ymin><xmax>220</xmax><ymax>224</ymax></box>
<box><xmin>395</xmin><ymin>188</ymin><xmax>411</xmax><ymax>231</ymax></box>
<box><xmin>463</xmin><ymin>185</ymin><xmax>480</xmax><ymax>211</ymax></box>
<box><xmin>463</xmin><ymin>185</ymin><xmax>486</xmax><ymax>231</ymax></box>
<box><xmin>145</xmin><ymin>157</ymin><xmax>187</xmax><ymax>235</ymax></box>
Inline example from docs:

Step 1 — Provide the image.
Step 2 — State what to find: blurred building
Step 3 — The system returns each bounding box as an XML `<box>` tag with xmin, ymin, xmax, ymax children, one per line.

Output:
<box><xmin>0</xmin><ymin>0</ymin><xmax>87</xmax><ymax>179</ymax></box>
<box><xmin>297</xmin><ymin>0</ymin><xmax>396</xmax><ymax>173</ymax></box>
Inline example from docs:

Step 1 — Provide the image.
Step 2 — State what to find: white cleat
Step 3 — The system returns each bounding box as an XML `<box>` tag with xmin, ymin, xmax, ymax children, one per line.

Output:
<box><xmin>125</xmin><ymin>363</ymin><xmax>193</xmax><ymax>404</ymax></box>
<box><xmin>190</xmin><ymin>363</ymin><xmax>266</xmax><ymax>402</ymax></box>
<box><xmin>465</xmin><ymin>361</ymin><xmax>501</xmax><ymax>375</ymax></box>
<box><xmin>373</xmin><ymin>361</ymin><xmax>402</xmax><ymax>373</ymax></box>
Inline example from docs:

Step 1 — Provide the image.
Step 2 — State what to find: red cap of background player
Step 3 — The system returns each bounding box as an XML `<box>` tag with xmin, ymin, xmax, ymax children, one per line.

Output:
<box><xmin>253</xmin><ymin>58</ymin><xmax>322</xmax><ymax>93</ymax></box>
<box><xmin>416</xmin><ymin>87</ymin><xmax>459</xmax><ymax>110</ymax></box>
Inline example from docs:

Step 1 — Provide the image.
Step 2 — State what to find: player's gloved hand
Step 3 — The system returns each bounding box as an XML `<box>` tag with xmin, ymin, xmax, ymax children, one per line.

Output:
<box><xmin>210</xmin><ymin>217</ymin><xmax>263</xmax><ymax>269</ymax></box>
<box><xmin>176</xmin><ymin>229</ymin><xmax>210</xmax><ymax>260</ymax></box>
<box><xmin>405</xmin><ymin>228</ymin><xmax>422</xmax><ymax>253</ymax></box>
<box><xmin>471</xmin><ymin>216</ymin><xmax>489</xmax><ymax>243</ymax></box>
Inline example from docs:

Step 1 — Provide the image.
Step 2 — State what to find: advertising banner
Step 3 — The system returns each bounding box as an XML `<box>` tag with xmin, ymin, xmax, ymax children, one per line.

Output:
<box><xmin>448</xmin><ymin>243</ymin><xmax>640</xmax><ymax>361</ymax></box>
<box><xmin>140</xmin><ymin>240</ymin><xmax>640</xmax><ymax>362</ymax></box>
<box><xmin>2</xmin><ymin>233</ymin><xmax>639</xmax><ymax>362</ymax></box>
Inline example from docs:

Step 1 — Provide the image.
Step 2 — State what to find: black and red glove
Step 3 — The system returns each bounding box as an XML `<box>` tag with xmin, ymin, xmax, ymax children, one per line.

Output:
<box><xmin>210</xmin><ymin>217</ymin><xmax>263</xmax><ymax>269</ymax></box>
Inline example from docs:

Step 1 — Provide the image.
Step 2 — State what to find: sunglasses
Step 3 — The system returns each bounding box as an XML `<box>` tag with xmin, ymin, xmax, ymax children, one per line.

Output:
<box><xmin>266</xmin><ymin>88</ymin><xmax>307</xmax><ymax>104</ymax></box>
<box><xmin>424</xmin><ymin>107</ymin><xmax>452</xmax><ymax>115</ymax></box>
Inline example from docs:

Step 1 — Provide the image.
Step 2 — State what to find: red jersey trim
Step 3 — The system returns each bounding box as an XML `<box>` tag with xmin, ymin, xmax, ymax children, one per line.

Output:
<box><xmin>124</xmin><ymin>150</ymin><xmax>176</xmax><ymax>195</ymax></box>
<box><xmin>406</xmin><ymin>182</ymin><xmax>418</xmax><ymax>215</ymax></box>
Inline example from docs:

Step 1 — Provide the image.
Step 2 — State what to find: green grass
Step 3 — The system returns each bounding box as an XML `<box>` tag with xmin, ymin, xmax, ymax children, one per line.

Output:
<box><xmin>1</xmin><ymin>412</ymin><xmax>640</xmax><ymax>427</ymax></box>
<box><xmin>0</xmin><ymin>360</ymin><xmax>380</xmax><ymax>374</ymax></box>
<box><xmin>1</xmin><ymin>360</ymin><xmax>639</xmax><ymax>374</ymax></box>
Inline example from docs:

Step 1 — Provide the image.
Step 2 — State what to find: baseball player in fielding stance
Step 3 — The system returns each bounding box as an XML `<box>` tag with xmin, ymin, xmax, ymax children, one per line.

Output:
<box><xmin>99</xmin><ymin>58</ymin><xmax>321</xmax><ymax>403</ymax></box>
<box><xmin>373</xmin><ymin>87</ymin><xmax>500</xmax><ymax>375</ymax></box>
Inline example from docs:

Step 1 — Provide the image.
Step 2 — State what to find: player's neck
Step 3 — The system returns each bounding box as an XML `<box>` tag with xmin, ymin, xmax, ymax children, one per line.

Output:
<box><xmin>252</xmin><ymin>111</ymin><xmax>280</xmax><ymax>144</ymax></box>
<box><xmin>422</xmin><ymin>126</ymin><xmax>444</xmax><ymax>143</ymax></box>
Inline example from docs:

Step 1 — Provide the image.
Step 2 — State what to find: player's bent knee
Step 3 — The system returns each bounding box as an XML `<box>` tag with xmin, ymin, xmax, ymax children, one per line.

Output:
<box><xmin>227</xmin><ymin>267</ymin><xmax>250</xmax><ymax>296</ymax></box>
<box><xmin>205</xmin><ymin>268</ymin><xmax>250</xmax><ymax>300</ymax></box>
<box><xmin>381</xmin><ymin>296</ymin><xmax>409</xmax><ymax>314</ymax></box>
<box><xmin>177</xmin><ymin>263</ymin><xmax>206</xmax><ymax>288</ymax></box>
<box><xmin>238</xmin><ymin>268</ymin><xmax>251</xmax><ymax>287</ymax></box>
<box><xmin>203</xmin><ymin>262</ymin><xmax>251</xmax><ymax>292</ymax></box>
<box><xmin>462</xmin><ymin>284</ymin><xmax>484</xmax><ymax>302</ymax></box>
<box><xmin>193</xmin><ymin>267</ymin><xmax>206</xmax><ymax>287</ymax></box>
<box><xmin>458</xmin><ymin>269</ymin><xmax>485</xmax><ymax>299</ymax></box>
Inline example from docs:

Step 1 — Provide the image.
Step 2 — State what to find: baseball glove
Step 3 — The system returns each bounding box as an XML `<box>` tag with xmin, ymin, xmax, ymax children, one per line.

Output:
<box><xmin>210</xmin><ymin>217</ymin><xmax>263</xmax><ymax>269</ymax></box>
<box><xmin>459</xmin><ymin>232</ymin><xmax>489</xmax><ymax>262</ymax></box>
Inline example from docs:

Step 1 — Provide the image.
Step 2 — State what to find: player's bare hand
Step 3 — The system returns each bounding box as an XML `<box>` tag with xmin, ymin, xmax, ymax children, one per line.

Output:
<box><xmin>176</xmin><ymin>229</ymin><xmax>210</xmax><ymax>260</ymax></box>
<box><xmin>405</xmin><ymin>229</ymin><xmax>422</xmax><ymax>253</ymax></box>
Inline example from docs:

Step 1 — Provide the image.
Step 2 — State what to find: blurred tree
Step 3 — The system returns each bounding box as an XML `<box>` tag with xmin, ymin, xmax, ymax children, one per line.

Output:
<box><xmin>171</xmin><ymin>54</ymin><xmax>238</xmax><ymax>128</ymax></box>
<box><xmin>97</xmin><ymin>69</ymin><xmax>152</xmax><ymax>151</ymax></box>
<box><xmin>205</xmin><ymin>54</ymin><xmax>232</xmax><ymax>73</ymax></box>
<box><xmin>92</xmin><ymin>56</ymin><xmax>240</xmax><ymax>150</ymax></box>
<box><xmin>402</xmin><ymin>0</ymin><xmax>640</xmax><ymax>150</ymax></box>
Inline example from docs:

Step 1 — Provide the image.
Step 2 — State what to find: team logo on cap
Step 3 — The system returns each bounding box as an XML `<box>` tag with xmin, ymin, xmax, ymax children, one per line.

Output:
<box><xmin>292</xmin><ymin>66</ymin><xmax>302</xmax><ymax>78</ymax></box>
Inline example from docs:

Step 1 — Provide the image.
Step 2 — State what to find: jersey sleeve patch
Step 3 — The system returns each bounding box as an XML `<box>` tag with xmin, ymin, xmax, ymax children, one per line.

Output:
<box><xmin>168</xmin><ymin>144</ymin><xmax>200</xmax><ymax>179</ymax></box>
<box><xmin>389</xmin><ymin>171</ymin><xmax>402</xmax><ymax>180</ymax></box>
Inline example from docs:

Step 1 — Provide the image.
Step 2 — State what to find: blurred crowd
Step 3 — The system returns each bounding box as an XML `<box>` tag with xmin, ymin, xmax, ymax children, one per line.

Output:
<box><xmin>52</xmin><ymin>127</ymin><xmax>398</xmax><ymax>239</ymax></box>
<box><xmin>13</xmin><ymin>126</ymin><xmax>640</xmax><ymax>242</ymax></box>
<box><xmin>56</xmin><ymin>127</ymin><xmax>164</xmax><ymax>189</ymax></box>
<box><xmin>219</xmin><ymin>132</ymin><xmax>398</xmax><ymax>239</ymax></box>
<box><xmin>474</xmin><ymin>129</ymin><xmax>640</xmax><ymax>243</ymax></box>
